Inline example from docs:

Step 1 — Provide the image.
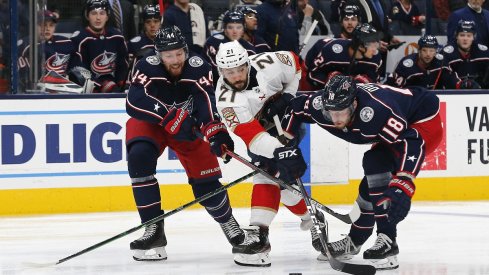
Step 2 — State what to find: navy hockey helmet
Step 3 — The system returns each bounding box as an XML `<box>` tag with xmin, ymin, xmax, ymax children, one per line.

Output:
<box><xmin>351</xmin><ymin>23</ymin><xmax>382</xmax><ymax>48</ymax></box>
<box><xmin>223</xmin><ymin>10</ymin><xmax>245</xmax><ymax>26</ymax></box>
<box><xmin>322</xmin><ymin>75</ymin><xmax>357</xmax><ymax>111</ymax></box>
<box><xmin>141</xmin><ymin>4</ymin><xmax>161</xmax><ymax>21</ymax></box>
<box><xmin>418</xmin><ymin>35</ymin><xmax>439</xmax><ymax>49</ymax></box>
<box><xmin>85</xmin><ymin>0</ymin><xmax>111</xmax><ymax>16</ymax></box>
<box><xmin>455</xmin><ymin>20</ymin><xmax>476</xmax><ymax>37</ymax></box>
<box><xmin>341</xmin><ymin>5</ymin><xmax>361</xmax><ymax>21</ymax></box>
<box><xmin>154</xmin><ymin>26</ymin><xmax>188</xmax><ymax>54</ymax></box>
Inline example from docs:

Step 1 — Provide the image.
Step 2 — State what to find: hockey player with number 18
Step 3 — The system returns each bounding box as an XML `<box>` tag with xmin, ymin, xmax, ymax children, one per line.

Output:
<box><xmin>214</xmin><ymin>41</ymin><xmax>322</xmax><ymax>267</ymax></box>
<box><xmin>125</xmin><ymin>26</ymin><xmax>255</xmax><ymax>262</ymax></box>
<box><xmin>276</xmin><ymin>75</ymin><xmax>442</xmax><ymax>270</ymax></box>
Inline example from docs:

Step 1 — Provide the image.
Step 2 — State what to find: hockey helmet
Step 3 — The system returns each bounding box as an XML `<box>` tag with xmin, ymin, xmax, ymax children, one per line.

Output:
<box><xmin>341</xmin><ymin>5</ymin><xmax>361</xmax><ymax>21</ymax></box>
<box><xmin>222</xmin><ymin>10</ymin><xmax>245</xmax><ymax>26</ymax></box>
<box><xmin>216</xmin><ymin>40</ymin><xmax>250</xmax><ymax>71</ymax></box>
<box><xmin>154</xmin><ymin>26</ymin><xmax>188</xmax><ymax>55</ymax></box>
<box><xmin>322</xmin><ymin>75</ymin><xmax>357</xmax><ymax>111</ymax></box>
<box><xmin>455</xmin><ymin>20</ymin><xmax>476</xmax><ymax>37</ymax></box>
<box><xmin>351</xmin><ymin>23</ymin><xmax>382</xmax><ymax>48</ymax></box>
<box><xmin>141</xmin><ymin>5</ymin><xmax>161</xmax><ymax>21</ymax></box>
<box><xmin>237</xmin><ymin>6</ymin><xmax>257</xmax><ymax>16</ymax></box>
<box><xmin>85</xmin><ymin>0</ymin><xmax>110</xmax><ymax>16</ymax></box>
<box><xmin>418</xmin><ymin>35</ymin><xmax>439</xmax><ymax>49</ymax></box>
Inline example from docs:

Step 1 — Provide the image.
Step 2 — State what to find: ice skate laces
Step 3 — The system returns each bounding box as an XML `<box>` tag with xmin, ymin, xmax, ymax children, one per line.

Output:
<box><xmin>330</xmin><ymin>235</ymin><xmax>356</xmax><ymax>253</ymax></box>
<box><xmin>221</xmin><ymin>218</ymin><xmax>243</xmax><ymax>239</ymax></box>
<box><xmin>370</xmin><ymin>233</ymin><xmax>391</xmax><ymax>251</ymax></box>
<box><xmin>138</xmin><ymin>224</ymin><xmax>157</xmax><ymax>241</ymax></box>
<box><xmin>241</xmin><ymin>229</ymin><xmax>260</xmax><ymax>245</ymax></box>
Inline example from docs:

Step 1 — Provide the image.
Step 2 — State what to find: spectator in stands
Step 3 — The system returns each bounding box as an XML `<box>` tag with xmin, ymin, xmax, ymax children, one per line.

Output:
<box><xmin>442</xmin><ymin>20</ymin><xmax>489</xmax><ymax>89</ymax></box>
<box><xmin>335</xmin><ymin>4</ymin><xmax>361</xmax><ymax>38</ymax></box>
<box><xmin>306</xmin><ymin>23</ymin><xmax>383</xmax><ymax>89</ymax></box>
<box><xmin>256</xmin><ymin>0</ymin><xmax>300</xmax><ymax>53</ymax></box>
<box><xmin>387</xmin><ymin>35</ymin><xmax>459</xmax><ymax>89</ymax></box>
<box><xmin>390</xmin><ymin>0</ymin><xmax>425</xmax><ymax>34</ymax></box>
<box><xmin>108</xmin><ymin>0</ymin><xmax>136</xmax><ymax>40</ymax></box>
<box><xmin>297</xmin><ymin>0</ymin><xmax>330</xmax><ymax>35</ymax></box>
<box><xmin>203</xmin><ymin>10</ymin><xmax>257</xmax><ymax>85</ymax></box>
<box><xmin>71</xmin><ymin>0</ymin><xmax>128</xmax><ymax>93</ymax></box>
<box><xmin>447</xmin><ymin>0</ymin><xmax>489</xmax><ymax>46</ymax></box>
<box><xmin>127</xmin><ymin>5</ymin><xmax>161</xmax><ymax>76</ymax></box>
<box><xmin>237</xmin><ymin>6</ymin><xmax>271</xmax><ymax>53</ymax></box>
<box><xmin>18</xmin><ymin>10</ymin><xmax>76</xmax><ymax>90</ymax></box>
<box><xmin>163</xmin><ymin>0</ymin><xmax>208</xmax><ymax>55</ymax></box>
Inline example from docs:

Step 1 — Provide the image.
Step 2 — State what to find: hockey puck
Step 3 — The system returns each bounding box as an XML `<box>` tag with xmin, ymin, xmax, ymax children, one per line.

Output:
<box><xmin>289</xmin><ymin>273</ymin><xmax>302</xmax><ymax>275</ymax></box>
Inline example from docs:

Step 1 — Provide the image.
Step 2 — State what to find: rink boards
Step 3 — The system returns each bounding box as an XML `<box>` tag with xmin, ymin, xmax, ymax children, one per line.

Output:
<box><xmin>0</xmin><ymin>92</ymin><xmax>488</xmax><ymax>215</ymax></box>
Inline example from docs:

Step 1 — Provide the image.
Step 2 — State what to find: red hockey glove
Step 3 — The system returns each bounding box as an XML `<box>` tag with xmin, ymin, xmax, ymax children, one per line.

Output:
<box><xmin>411</xmin><ymin>16</ymin><xmax>422</xmax><ymax>26</ymax></box>
<box><xmin>162</xmin><ymin>109</ymin><xmax>197</xmax><ymax>141</ymax></box>
<box><xmin>202</xmin><ymin>121</ymin><xmax>234</xmax><ymax>163</ymax></box>
<box><xmin>456</xmin><ymin>79</ymin><xmax>482</xmax><ymax>89</ymax></box>
<box><xmin>99</xmin><ymin>80</ymin><xmax>122</xmax><ymax>93</ymax></box>
<box><xmin>376</xmin><ymin>176</ymin><xmax>415</xmax><ymax>225</ymax></box>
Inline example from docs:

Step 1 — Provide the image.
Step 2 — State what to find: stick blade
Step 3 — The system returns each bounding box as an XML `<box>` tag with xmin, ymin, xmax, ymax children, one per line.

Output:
<box><xmin>22</xmin><ymin>261</ymin><xmax>58</xmax><ymax>268</ymax></box>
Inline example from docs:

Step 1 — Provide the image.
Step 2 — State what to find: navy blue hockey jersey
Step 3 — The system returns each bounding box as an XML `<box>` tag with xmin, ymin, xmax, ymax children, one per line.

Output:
<box><xmin>307</xmin><ymin>39</ymin><xmax>382</xmax><ymax>88</ymax></box>
<box><xmin>70</xmin><ymin>27</ymin><xmax>129</xmax><ymax>85</ymax></box>
<box><xmin>126</xmin><ymin>53</ymin><xmax>218</xmax><ymax>127</ymax></box>
<box><xmin>442</xmin><ymin>42</ymin><xmax>489</xmax><ymax>88</ymax></box>
<box><xmin>284</xmin><ymin>84</ymin><xmax>440</xmax><ymax>176</ymax></box>
<box><xmin>387</xmin><ymin>53</ymin><xmax>459</xmax><ymax>89</ymax></box>
<box><xmin>18</xmin><ymin>35</ymin><xmax>75</xmax><ymax>77</ymax></box>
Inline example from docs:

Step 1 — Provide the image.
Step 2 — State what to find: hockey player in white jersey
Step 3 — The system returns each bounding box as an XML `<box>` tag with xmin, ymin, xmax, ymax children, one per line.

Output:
<box><xmin>214</xmin><ymin>40</ymin><xmax>323</xmax><ymax>267</ymax></box>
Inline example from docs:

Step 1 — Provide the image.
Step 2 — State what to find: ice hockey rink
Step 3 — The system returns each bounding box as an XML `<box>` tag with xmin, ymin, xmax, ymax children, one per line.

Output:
<box><xmin>1</xmin><ymin>201</ymin><xmax>488</xmax><ymax>275</ymax></box>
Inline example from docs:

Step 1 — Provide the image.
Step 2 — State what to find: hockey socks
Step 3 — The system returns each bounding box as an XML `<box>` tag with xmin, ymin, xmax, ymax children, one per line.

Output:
<box><xmin>131</xmin><ymin>176</ymin><xmax>162</xmax><ymax>223</ymax></box>
<box><xmin>191</xmin><ymin>180</ymin><xmax>232</xmax><ymax>223</ymax></box>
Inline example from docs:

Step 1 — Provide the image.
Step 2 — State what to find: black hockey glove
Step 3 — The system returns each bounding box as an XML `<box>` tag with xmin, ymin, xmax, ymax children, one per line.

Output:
<box><xmin>202</xmin><ymin>121</ymin><xmax>234</xmax><ymax>163</ymax></box>
<box><xmin>457</xmin><ymin>78</ymin><xmax>482</xmax><ymax>89</ymax></box>
<box><xmin>262</xmin><ymin>93</ymin><xmax>294</xmax><ymax>122</ymax></box>
<box><xmin>376</xmin><ymin>176</ymin><xmax>415</xmax><ymax>225</ymax></box>
<box><xmin>162</xmin><ymin>108</ymin><xmax>197</xmax><ymax>141</ymax></box>
<box><xmin>273</xmin><ymin>146</ymin><xmax>307</xmax><ymax>184</ymax></box>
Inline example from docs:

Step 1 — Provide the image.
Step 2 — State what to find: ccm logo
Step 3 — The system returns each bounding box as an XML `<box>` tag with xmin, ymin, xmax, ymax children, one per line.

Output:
<box><xmin>278</xmin><ymin>149</ymin><xmax>298</xmax><ymax>159</ymax></box>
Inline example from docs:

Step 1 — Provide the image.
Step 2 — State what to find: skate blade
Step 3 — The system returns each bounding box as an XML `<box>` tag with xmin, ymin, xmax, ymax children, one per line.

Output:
<box><xmin>316</xmin><ymin>252</ymin><xmax>356</xmax><ymax>262</ymax></box>
<box><xmin>234</xmin><ymin>252</ymin><xmax>271</xmax><ymax>267</ymax></box>
<box><xmin>132</xmin><ymin>247</ymin><xmax>168</xmax><ymax>261</ymax></box>
<box><xmin>366</xmin><ymin>255</ymin><xmax>399</xmax><ymax>270</ymax></box>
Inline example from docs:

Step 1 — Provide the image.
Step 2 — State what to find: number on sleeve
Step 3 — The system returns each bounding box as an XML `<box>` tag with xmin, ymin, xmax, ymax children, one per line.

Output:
<box><xmin>250</xmin><ymin>53</ymin><xmax>274</xmax><ymax>69</ymax></box>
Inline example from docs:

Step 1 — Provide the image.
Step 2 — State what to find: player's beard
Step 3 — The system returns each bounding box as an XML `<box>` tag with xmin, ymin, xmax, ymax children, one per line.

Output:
<box><xmin>166</xmin><ymin>63</ymin><xmax>184</xmax><ymax>78</ymax></box>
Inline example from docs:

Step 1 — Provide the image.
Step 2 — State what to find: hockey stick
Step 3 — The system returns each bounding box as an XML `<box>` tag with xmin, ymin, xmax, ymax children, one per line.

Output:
<box><xmin>299</xmin><ymin>19</ymin><xmax>319</xmax><ymax>55</ymax></box>
<box><xmin>294</xmin><ymin>177</ymin><xmax>376</xmax><ymax>275</ymax></box>
<box><xmin>23</xmin><ymin>170</ymin><xmax>258</xmax><ymax>268</ymax></box>
<box><xmin>226</xmin><ymin>149</ymin><xmax>356</xmax><ymax>224</ymax></box>
<box><xmin>272</xmin><ymin>115</ymin><xmax>360</xmax><ymax>223</ymax></box>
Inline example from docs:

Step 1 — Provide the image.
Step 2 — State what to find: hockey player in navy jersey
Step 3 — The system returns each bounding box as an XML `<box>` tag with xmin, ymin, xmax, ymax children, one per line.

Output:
<box><xmin>442</xmin><ymin>20</ymin><xmax>489</xmax><ymax>89</ymax></box>
<box><xmin>237</xmin><ymin>6</ymin><xmax>271</xmax><ymax>53</ymax></box>
<box><xmin>214</xmin><ymin>41</ymin><xmax>319</xmax><ymax>266</ymax></box>
<box><xmin>275</xmin><ymin>75</ymin><xmax>443</xmax><ymax>270</ymax></box>
<box><xmin>126</xmin><ymin>26</ymin><xmax>255</xmax><ymax>262</ymax></box>
<box><xmin>203</xmin><ymin>10</ymin><xmax>257</xmax><ymax>85</ymax></box>
<box><xmin>127</xmin><ymin>5</ymin><xmax>161</xmax><ymax>73</ymax></box>
<box><xmin>70</xmin><ymin>0</ymin><xmax>128</xmax><ymax>93</ymax></box>
<box><xmin>335</xmin><ymin>4</ymin><xmax>361</xmax><ymax>39</ymax></box>
<box><xmin>306</xmin><ymin>23</ymin><xmax>382</xmax><ymax>89</ymax></box>
<box><xmin>18</xmin><ymin>10</ymin><xmax>75</xmax><ymax>89</ymax></box>
<box><xmin>387</xmin><ymin>35</ymin><xmax>459</xmax><ymax>89</ymax></box>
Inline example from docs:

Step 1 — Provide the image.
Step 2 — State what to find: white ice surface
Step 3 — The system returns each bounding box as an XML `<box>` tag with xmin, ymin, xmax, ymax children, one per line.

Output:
<box><xmin>1</xmin><ymin>201</ymin><xmax>489</xmax><ymax>275</ymax></box>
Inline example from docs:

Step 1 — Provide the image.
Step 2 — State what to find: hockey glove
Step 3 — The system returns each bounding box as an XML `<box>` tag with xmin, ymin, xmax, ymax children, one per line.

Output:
<box><xmin>376</xmin><ymin>176</ymin><xmax>415</xmax><ymax>225</ymax></box>
<box><xmin>273</xmin><ymin>146</ymin><xmax>307</xmax><ymax>185</ymax></box>
<box><xmin>202</xmin><ymin>121</ymin><xmax>234</xmax><ymax>163</ymax></box>
<box><xmin>162</xmin><ymin>108</ymin><xmax>197</xmax><ymax>141</ymax></box>
<box><xmin>456</xmin><ymin>79</ymin><xmax>482</xmax><ymax>89</ymax></box>
<box><xmin>262</xmin><ymin>93</ymin><xmax>294</xmax><ymax>122</ymax></box>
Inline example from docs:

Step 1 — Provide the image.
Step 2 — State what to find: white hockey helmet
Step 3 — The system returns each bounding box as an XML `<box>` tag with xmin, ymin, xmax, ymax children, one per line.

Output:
<box><xmin>216</xmin><ymin>40</ymin><xmax>250</xmax><ymax>73</ymax></box>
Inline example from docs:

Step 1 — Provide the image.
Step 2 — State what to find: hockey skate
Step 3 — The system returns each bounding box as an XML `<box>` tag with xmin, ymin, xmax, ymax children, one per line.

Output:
<box><xmin>232</xmin><ymin>226</ymin><xmax>271</xmax><ymax>267</ymax></box>
<box><xmin>317</xmin><ymin>235</ymin><xmax>361</xmax><ymax>261</ymax></box>
<box><xmin>300</xmin><ymin>212</ymin><xmax>326</xmax><ymax>252</ymax></box>
<box><xmin>130</xmin><ymin>220</ymin><xmax>167</xmax><ymax>261</ymax></box>
<box><xmin>363</xmin><ymin>233</ymin><xmax>399</xmax><ymax>270</ymax></box>
<box><xmin>220</xmin><ymin>216</ymin><xmax>245</xmax><ymax>247</ymax></box>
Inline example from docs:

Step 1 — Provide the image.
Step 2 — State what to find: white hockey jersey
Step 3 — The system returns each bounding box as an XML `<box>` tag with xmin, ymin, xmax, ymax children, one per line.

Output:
<box><xmin>215</xmin><ymin>51</ymin><xmax>301</xmax><ymax>158</ymax></box>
